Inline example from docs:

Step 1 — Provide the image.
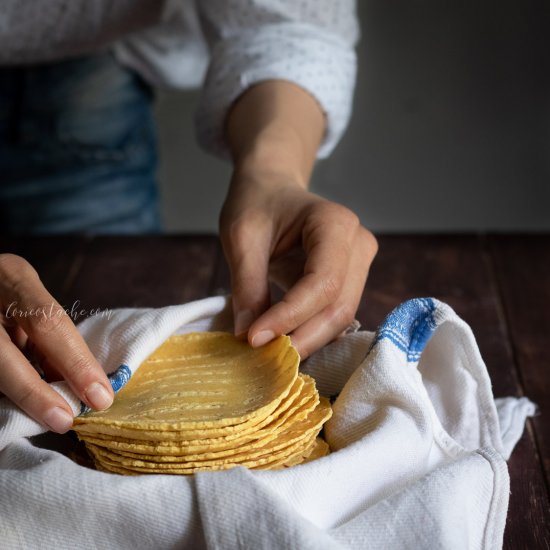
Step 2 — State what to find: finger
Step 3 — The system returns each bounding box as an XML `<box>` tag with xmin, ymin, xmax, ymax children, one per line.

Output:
<box><xmin>289</xmin><ymin>248</ymin><xmax>370</xmax><ymax>359</ymax></box>
<box><xmin>19</xmin><ymin>303</ymin><xmax>114</xmax><ymax>410</ymax></box>
<box><xmin>249</xmin><ymin>213</ymin><xmax>357</xmax><ymax>347</ymax></box>
<box><xmin>0</xmin><ymin>311</ymin><xmax>29</xmax><ymax>350</ymax></box>
<box><xmin>19</xmin><ymin>339</ymin><xmax>57</xmax><ymax>384</ymax></box>
<box><xmin>221</xmin><ymin>214</ymin><xmax>272</xmax><ymax>335</ymax></box>
<box><xmin>37</xmin><ymin>356</ymin><xmax>64</xmax><ymax>383</ymax></box>
<box><xmin>5</xmin><ymin>324</ymin><xmax>29</xmax><ymax>351</ymax></box>
<box><xmin>0</xmin><ymin>255</ymin><xmax>114</xmax><ymax>411</ymax></box>
<box><xmin>290</xmin><ymin>228</ymin><xmax>377</xmax><ymax>358</ymax></box>
<box><xmin>0</xmin><ymin>329</ymin><xmax>75</xmax><ymax>433</ymax></box>
<box><xmin>268</xmin><ymin>246</ymin><xmax>306</xmax><ymax>292</ymax></box>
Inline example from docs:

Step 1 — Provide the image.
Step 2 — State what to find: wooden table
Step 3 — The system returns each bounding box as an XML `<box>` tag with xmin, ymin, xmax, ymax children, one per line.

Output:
<box><xmin>2</xmin><ymin>234</ymin><xmax>549</xmax><ymax>549</ymax></box>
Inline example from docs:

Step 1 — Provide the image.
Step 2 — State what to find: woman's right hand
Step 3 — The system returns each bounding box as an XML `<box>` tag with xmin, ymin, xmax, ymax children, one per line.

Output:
<box><xmin>0</xmin><ymin>254</ymin><xmax>113</xmax><ymax>433</ymax></box>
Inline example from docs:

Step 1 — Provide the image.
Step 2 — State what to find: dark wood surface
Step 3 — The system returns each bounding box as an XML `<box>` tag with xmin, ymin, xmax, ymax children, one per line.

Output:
<box><xmin>1</xmin><ymin>234</ymin><xmax>549</xmax><ymax>549</ymax></box>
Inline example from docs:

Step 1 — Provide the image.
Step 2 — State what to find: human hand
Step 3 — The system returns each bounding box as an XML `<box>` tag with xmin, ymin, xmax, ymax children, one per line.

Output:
<box><xmin>0</xmin><ymin>254</ymin><xmax>114</xmax><ymax>432</ymax></box>
<box><xmin>220</xmin><ymin>174</ymin><xmax>378</xmax><ymax>359</ymax></box>
<box><xmin>222</xmin><ymin>80</ymin><xmax>376</xmax><ymax>357</ymax></box>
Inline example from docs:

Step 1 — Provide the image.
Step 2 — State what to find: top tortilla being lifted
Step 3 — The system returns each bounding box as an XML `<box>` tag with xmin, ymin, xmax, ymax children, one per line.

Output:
<box><xmin>73</xmin><ymin>332</ymin><xmax>300</xmax><ymax>431</ymax></box>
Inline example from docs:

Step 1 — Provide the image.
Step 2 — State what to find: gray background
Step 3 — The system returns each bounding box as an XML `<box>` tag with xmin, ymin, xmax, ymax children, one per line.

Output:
<box><xmin>155</xmin><ymin>1</ymin><xmax>550</xmax><ymax>233</ymax></box>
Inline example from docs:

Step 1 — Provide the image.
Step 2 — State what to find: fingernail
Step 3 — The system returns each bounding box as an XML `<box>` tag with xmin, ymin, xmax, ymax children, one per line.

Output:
<box><xmin>251</xmin><ymin>330</ymin><xmax>275</xmax><ymax>348</ymax></box>
<box><xmin>44</xmin><ymin>407</ymin><xmax>74</xmax><ymax>433</ymax></box>
<box><xmin>235</xmin><ymin>309</ymin><xmax>254</xmax><ymax>335</ymax></box>
<box><xmin>85</xmin><ymin>382</ymin><xmax>113</xmax><ymax>411</ymax></box>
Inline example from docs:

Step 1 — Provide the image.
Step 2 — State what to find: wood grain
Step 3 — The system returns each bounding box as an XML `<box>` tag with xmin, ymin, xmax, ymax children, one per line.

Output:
<box><xmin>64</xmin><ymin>235</ymin><xmax>219</xmax><ymax>311</ymax></box>
<box><xmin>489</xmin><ymin>234</ymin><xmax>550</xmax><ymax>548</ymax></box>
<box><xmin>0</xmin><ymin>234</ymin><xmax>548</xmax><ymax>546</ymax></box>
<box><xmin>0</xmin><ymin>236</ymin><xmax>87</xmax><ymax>302</ymax></box>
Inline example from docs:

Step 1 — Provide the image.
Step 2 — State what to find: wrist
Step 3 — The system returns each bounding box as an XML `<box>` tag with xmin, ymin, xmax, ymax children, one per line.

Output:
<box><xmin>232</xmin><ymin>128</ymin><xmax>310</xmax><ymax>191</ymax></box>
<box><xmin>225</xmin><ymin>80</ymin><xmax>325</xmax><ymax>190</ymax></box>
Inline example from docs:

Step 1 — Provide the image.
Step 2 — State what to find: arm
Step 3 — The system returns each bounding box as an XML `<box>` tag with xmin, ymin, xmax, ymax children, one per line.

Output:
<box><xmin>221</xmin><ymin>80</ymin><xmax>377</xmax><ymax>358</ymax></box>
<box><xmin>196</xmin><ymin>0</ymin><xmax>375</xmax><ymax>357</ymax></box>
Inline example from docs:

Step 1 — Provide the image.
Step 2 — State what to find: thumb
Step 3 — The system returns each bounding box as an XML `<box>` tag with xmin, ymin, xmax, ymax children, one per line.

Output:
<box><xmin>221</xmin><ymin>214</ymin><xmax>272</xmax><ymax>336</ymax></box>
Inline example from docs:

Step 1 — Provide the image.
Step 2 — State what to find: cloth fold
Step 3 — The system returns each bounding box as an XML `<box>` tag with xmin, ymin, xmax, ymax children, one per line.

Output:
<box><xmin>0</xmin><ymin>297</ymin><xmax>535</xmax><ymax>549</ymax></box>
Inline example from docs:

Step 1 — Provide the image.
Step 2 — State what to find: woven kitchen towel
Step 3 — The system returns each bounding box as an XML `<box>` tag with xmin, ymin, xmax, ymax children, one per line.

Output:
<box><xmin>0</xmin><ymin>297</ymin><xmax>535</xmax><ymax>549</ymax></box>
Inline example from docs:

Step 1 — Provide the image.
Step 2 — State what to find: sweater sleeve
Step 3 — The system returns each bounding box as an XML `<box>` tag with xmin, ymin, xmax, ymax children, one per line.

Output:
<box><xmin>194</xmin><ymin>0</ymin><xmax>359</xmax><ymax>160</ymax></box>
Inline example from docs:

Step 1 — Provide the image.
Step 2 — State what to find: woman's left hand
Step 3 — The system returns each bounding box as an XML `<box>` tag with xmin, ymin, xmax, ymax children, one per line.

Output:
<box><xmin>220</xmin><ymin>171</ymin><xmax>378</xmax><ymax>359</ymax></box>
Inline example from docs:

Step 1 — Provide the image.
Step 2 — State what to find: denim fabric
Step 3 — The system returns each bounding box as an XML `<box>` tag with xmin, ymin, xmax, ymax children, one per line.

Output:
<box><xmin>0</xmin><ymin>53</ymin><xmax>161</xmax><ymax>234</ymax></box>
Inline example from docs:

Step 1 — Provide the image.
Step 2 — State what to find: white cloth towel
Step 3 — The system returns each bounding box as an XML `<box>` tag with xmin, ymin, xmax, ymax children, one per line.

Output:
<box><xmin>0</xmin><ymin>297</ymin><xmax>536</xmax><ymax>549</ymax></box>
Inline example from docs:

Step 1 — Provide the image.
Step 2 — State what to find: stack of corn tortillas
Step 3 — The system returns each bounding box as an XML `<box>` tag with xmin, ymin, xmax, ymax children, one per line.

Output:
<box><xmin>73</xmin><ymin>332</ymin><xmax>331</xmax><ymax>475</ymax></box>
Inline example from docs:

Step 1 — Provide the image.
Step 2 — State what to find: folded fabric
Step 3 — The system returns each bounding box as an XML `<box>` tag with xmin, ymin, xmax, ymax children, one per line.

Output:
<box><xmin>0</xmin><ymin>297</ymin><xmax>535</xmax><ymax>549</ymax></box>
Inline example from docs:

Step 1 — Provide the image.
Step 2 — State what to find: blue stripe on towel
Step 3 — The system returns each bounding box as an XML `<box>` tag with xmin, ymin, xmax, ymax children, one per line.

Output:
<box><xmin>374</xmin><ymin>298</ymin><xmax>438</xmax><ymax>362</ymax></box>
<box><xmin>79</xmin><ymin>364</ymin><xmax>132</xmax><ymax>415</ymax></box>
<box><xmin>108</xmin><ymin>364</ymin><xmax>132</xmax><ymax>393</ymax></box>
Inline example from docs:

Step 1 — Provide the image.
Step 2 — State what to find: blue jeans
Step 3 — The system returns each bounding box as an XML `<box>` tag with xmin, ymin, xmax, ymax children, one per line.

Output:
<box><xmin>0</xmin><ymin>53</ymin><xmax>161</xmax><ymax>234</ymax></box>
